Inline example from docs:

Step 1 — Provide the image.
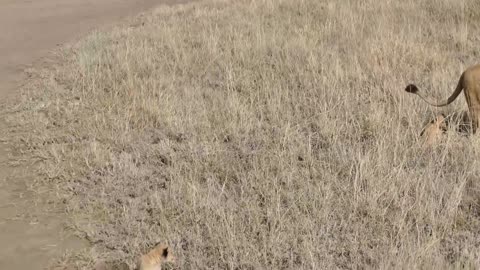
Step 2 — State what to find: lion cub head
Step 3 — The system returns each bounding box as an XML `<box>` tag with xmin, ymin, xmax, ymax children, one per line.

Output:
<box><xmin>420</xmin><ymin>114</ymin><xmax>447</xmax><ymax>146</ymax></box>
<box><xmin>138</xmin><ymin>243</ymin><xmax>175</xmax><ymax>270</ymax></box>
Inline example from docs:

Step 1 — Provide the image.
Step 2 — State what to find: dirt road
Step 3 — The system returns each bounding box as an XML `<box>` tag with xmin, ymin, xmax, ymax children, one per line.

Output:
<box><xmin>0</xmin><ymin>0</ymin><xmax>191</xmax><ymax>268</ymax></box>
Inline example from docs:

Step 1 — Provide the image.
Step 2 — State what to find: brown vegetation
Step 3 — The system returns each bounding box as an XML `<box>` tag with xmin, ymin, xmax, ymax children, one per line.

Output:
<box><xmin>6</xmin><ymin>0</ymin><xmax>480</xmax><ymax>269</ymax></box>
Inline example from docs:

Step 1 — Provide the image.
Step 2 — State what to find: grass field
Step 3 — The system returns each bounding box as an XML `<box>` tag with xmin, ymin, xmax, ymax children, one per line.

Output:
<box><xmin>7</xmin><ymin>0</ymin><xmax>480</xmax><ymax>268</ymax></box>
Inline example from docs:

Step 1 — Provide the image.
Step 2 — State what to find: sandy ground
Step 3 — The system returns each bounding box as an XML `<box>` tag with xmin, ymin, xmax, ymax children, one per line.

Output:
<box><xmin>0</xmin><ymin>0</ymin><xmax>191</xmax><ymax>268</ymax></box>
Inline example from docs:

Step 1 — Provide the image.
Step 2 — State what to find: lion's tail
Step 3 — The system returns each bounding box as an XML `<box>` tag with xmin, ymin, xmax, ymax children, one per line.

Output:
<box><xmin>405</xmin><ymin>73</ymin><xmax>464</xmax><ymax>107</ymax></box>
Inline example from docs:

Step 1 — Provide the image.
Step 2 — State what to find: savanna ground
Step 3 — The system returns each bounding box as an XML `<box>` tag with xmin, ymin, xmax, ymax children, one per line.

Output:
<box><xmin>5</xmin><ymin>0</ymin><xmax>480</xmax><ymax>268</ymax></box>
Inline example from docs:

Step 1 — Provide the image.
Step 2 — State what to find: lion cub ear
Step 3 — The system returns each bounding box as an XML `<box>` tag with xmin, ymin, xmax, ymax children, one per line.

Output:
<box><xmin>162</xmin><ymin>247</ymin><xmax>169</xmax><ymax>259</ymax></box>
<box><xmin>156</xmin><ymin>244</ymin><xmax>175</xmax><ymax>263</ymax></box>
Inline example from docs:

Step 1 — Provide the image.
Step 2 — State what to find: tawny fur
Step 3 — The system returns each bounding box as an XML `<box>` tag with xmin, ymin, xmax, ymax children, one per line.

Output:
<box><xmin>405</xmin><ymin>64</ymin><xmax>480</xmax><ymax>133</ymax></box>
<box><xmin>420</xmin><ymin>114</ymin><xmax>447</xmax><ymax>146</ymax></box>
<box><xmin>138</xmin><ymin>243</ymin><xmax>175</xmax><ymax>270</ymax></box>
<box><xmin>418</xmin><ymin>111</ymin><xmax>470</xmax><ymax>146</ymax></box>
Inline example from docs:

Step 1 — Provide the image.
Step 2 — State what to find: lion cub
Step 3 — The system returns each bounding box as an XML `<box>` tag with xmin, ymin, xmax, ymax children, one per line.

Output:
<box><xmin>419</xmin><ymin>111</ymin><xmax>471</xmax><ymax>146</ymax></box>
<box><xmin>420</xmin><ymin>114</ymin><xmax>447</xmax><ymax>146</ymax></box>
<box><xmin>138</xmin><ymin>243</ymin><xmax>175</xmax><ymax>270</ymax></box>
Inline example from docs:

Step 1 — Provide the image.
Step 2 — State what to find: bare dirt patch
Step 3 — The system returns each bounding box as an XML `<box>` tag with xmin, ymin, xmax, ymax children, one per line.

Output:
<box><xmin>6</xmin><ymin>0</ymin><xmax>480</xmax><ymax>269</ymax></box>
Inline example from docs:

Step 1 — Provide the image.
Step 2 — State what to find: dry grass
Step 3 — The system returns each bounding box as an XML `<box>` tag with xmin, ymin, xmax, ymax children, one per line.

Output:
<box><xmin>6</xmin><ymin>0</ymin><xmax>480</xmax><ymax>269</ymax></box>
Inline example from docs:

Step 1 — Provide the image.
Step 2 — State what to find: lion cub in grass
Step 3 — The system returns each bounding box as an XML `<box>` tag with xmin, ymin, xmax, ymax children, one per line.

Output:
<box><xmin>420</xmin><ymin>114</ymin><xmax>447</xmax><ymax>146</ymax></box>
<box><xmin>420</xmin><ymin>111</ymin><xmax>470</xmax><ymax>146</ymax></box>
<box><xmin>94</xmin><ymin>243</ymin><xmax>175</xmax><ymax>270</ymax></box>
<box><xmin>138</xmin><ymin>243</ymin><xmax>175</xmax><ymax>270</ymax></box>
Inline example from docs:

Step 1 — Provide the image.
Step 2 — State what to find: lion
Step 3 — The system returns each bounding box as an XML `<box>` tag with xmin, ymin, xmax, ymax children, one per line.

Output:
<box><xmin>405</xmin><ymin>64</ymin><xmax>480</xmax><ymax>133</ymax></box>
<box><xmin>420</xmin><ymin>114</ymin><xmax>447</xmax><ymax>145</ymax></box>
<box><xmin>419</xmin><ymin>110</ymin><xmax>471</xmax><ymax>146</ymax></box>
<box><xmin>138</xmin><ymin>243</ymin><xmax>175</xmax><ymax>270</ymax></box>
